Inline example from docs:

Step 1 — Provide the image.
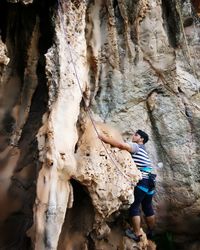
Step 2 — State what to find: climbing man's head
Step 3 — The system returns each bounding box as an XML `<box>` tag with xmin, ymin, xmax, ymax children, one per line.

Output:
<box><xmin>133</xmin><ymin>130</ymin><xmax>149</xmax><ymax>144</ymax></box>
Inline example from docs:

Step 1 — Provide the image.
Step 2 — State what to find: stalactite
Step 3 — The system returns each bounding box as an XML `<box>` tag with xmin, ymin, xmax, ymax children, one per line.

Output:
<box><xmin>85</xmin><ymin>0</ymin><xmax>102</xmax><ymax>105</ymax></box>
<box><xmin>105</xmin><ymin>0</ymin><xmax>120</xmax><ymax>69</ymax></box>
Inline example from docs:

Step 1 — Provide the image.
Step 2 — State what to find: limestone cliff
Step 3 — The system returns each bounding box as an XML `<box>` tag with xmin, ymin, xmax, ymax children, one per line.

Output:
<box><xmin>0</xmin><ymin>0</ymin><xmax>200</xmax><ymax>249</ymax></box>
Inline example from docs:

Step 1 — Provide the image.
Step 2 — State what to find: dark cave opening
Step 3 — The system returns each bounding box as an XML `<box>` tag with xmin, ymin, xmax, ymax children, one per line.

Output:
<box><xmin>0</xmin><ymin>0</ymin><xmax>56</xmax><ymax>249</ymax></box>
<box><xmin>58</xmin><ymin>179</ymin><xmax>95</xmax><ymax>250</ymax></box>
<box><xmin>18</xmin><ymin>0</ymin><xmax>56</xmax><ymax>146</ymax></box>
<box><xmin>0</xmin><ymin>1</ymin><xmax>38</xmax><ymax>77</ymax></box>
<box><xmin>161</xmin><ymin>0</ymin><xmax>181</xmax><ymax>48</ymax></box>
<box><xmin>0</xmin><ymin>211</ymin><xmax>32</xmax><ymax>249</ymax></box>
<box><xmin>0</xmin><ymin>0</ymin><xmax>56</xmax><ymax>76</ymax></box>
<box><xmin>0</xmin><ymin>0</ymin><xmax>7</xmax><ymax>43</ymax></box>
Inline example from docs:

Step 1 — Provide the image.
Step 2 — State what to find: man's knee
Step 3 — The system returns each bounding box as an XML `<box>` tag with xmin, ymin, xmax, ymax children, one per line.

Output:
<box><xmin>142</xmin><ymin>204</ymin><xmax>154</xmax><ymax>217</ymax></box>
<box><xmin>130</xmin><ymin>205</ymin><xmax>140</xmax><ymax>217</ymax></box>
<box><xmin>130</xmin><ymin>187</ymin><xmax>146</xmax><ymax>217</ymax></box>
<box><xmin>141</xmin><ymin>193</ymin><xmax>154</xmax><ymax>216</ymax></box>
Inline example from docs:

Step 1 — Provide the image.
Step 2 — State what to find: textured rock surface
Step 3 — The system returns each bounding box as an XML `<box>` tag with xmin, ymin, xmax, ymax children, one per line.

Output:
<box><xmin>75</xmin><ymin>119</ymin><xmax>141</xmax><ymax>222</ymax></box>
<box><xmin>0</xmin><ymin>0</ymin><xmax>200</xmax><ymax>249</ymax></box>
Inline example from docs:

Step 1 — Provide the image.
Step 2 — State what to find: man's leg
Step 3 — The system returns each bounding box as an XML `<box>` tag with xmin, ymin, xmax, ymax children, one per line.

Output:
<box><xmin>131</xmin><ymin>215</ymin><xmax>141</xmax><ymax>236</ymax></box>
<box><xmin>129</xmin><ymin>187</ymin><xmax>146</xmax><ymax>236</ymax></box>
<box><xmin>145</xmin><ymin>214</ymin><xmax>155</xmax><ymax>230</ymax></box>
<box><xmin>141</xmin><ymin>193</ymin><xmax>155</xmax><ymax>238</ymax></box>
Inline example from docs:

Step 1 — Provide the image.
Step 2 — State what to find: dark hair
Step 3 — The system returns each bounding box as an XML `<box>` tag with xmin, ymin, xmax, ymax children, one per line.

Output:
<box><xmin>136</xmin><ymin>130</ymin><xmax>149</xmax><ymax>144</ymax></box>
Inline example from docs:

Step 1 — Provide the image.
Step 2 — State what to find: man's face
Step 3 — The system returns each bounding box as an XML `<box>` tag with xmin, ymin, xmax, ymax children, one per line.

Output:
<box><xmin>132</xmin><ymin>132</ymin><xmax>144</xmax><ymax>144</ymax></box>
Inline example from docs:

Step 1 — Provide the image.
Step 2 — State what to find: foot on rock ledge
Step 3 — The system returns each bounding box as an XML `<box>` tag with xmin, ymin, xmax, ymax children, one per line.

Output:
<box><xmin>125</xmin><ymin>228</ymin><xmax>142</xmax><ymax>242</ymax></box>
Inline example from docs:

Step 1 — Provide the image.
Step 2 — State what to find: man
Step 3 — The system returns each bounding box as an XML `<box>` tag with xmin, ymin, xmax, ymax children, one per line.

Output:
<box><xmin>98</xmin><ymin>129</ymin><xmax>156</xmax><ymax>242</ymax></box>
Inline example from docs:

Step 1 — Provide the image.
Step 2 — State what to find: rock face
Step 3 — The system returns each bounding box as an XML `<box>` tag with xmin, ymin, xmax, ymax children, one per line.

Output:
<box><xmin>0</xmin><ymin>0</ymin><xmax>199</xmax><ymax>249</ymax></box>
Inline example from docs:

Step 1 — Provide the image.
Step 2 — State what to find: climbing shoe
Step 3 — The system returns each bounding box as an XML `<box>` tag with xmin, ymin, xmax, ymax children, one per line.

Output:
<box><xmin>125</xmin><ymin>228</ymin><xmax>141</xmax><ymax>242</ymax></box>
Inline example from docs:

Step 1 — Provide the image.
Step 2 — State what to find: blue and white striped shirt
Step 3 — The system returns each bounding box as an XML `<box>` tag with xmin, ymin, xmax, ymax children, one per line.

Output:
<box><xmin>128</xmin><ymin>142</ymin><xmax>152</xmax><ymax>179</ymax></box>
<box><xmin>128</xmin><ymin>142</ymin><xmax>155</xmax><ymax>194</ymax></box>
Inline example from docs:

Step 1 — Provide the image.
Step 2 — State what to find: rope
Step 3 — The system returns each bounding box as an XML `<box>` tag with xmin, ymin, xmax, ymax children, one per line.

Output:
<box><xmin>56</xmin><ymin>1</ymin><xmax>200</xmax><ymax>181</ymax></box>
<box><xmin>57</xmin><ymin>0</ymin><xmax>133</xmax><ymax>185</ymax></box>
<box><xmin>68</xmin><ymin>33</ymin><xmax>133</xmax><ymax>184</ymax></box>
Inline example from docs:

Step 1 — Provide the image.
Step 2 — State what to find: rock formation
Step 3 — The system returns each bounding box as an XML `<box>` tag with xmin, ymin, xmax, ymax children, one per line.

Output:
<box><xmin>0</xmin><ymin>0</ymin><xmax>199</xmax><ymax>249</ymax></box>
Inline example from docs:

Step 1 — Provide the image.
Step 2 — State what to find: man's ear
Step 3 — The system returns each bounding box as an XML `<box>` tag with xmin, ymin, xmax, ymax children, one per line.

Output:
<box><xmin>140</xmin><ymin>137</ymin><xmax>144</xmax><ymax>143</ymax></box>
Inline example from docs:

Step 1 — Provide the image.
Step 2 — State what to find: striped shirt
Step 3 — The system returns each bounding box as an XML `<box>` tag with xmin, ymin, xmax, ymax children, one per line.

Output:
<box><xmin>128</xmin><ymin>142</ymin><xmax>152</xmax><ymax>179</ymax></box>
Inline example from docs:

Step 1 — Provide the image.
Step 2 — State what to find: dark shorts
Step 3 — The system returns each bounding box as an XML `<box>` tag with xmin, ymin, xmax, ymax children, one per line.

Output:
<box><xmin>130</xmin><ymin>185</ymin><xmax>154</xmax><ymax>217</ymax></box>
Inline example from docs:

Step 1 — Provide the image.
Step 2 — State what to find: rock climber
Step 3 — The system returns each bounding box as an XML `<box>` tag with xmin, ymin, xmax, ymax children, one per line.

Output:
<box><xmin>98</xmin><ymin>129</ymin><xmax>156</xmax><ymax>242</ymax></box>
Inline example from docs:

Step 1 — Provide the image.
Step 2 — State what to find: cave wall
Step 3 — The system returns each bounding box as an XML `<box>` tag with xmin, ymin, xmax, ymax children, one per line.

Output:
<box><xmin>0</xmin><ymin>0</ymin><xmax>200</xmax><ymax>249</ymax></box>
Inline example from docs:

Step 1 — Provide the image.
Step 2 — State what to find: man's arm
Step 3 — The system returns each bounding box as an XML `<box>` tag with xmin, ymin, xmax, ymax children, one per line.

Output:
<box><xmin>98</xmin><ymin>132</ymin><xmax>133</xmax><ymax>153</ymax></box>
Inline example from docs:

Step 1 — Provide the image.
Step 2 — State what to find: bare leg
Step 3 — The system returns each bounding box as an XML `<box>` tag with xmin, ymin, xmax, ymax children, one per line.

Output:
<box><xmin>131</xmin><ymin>215</ymin><xmax>142</xmax><ymax>236</ymax></box>
<box><xmin>145</xmin><ymin>215</ymin><xmax>155</xmax><ymax>230</ymax></box>
<box><xmin>145</xmin><ymin>215</ymin><xmax>155</xmax><ymax>239</ymax></box>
